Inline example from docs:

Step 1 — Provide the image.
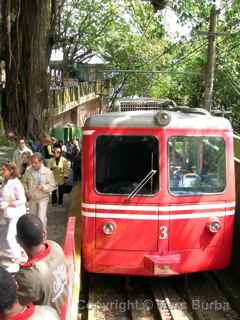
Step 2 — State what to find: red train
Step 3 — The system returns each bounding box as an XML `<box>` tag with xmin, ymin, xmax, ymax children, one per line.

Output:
<box><xmin>81</xmin><ymin>107</ymin><xmax>235</xmax><ymax>276</ymax></box>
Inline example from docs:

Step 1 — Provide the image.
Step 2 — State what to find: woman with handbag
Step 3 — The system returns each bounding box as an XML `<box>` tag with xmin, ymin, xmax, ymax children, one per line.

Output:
<box><xmin>0</xmin><ymin>162</ymin><xmax>27</xmax><ymax>266</ymax></box>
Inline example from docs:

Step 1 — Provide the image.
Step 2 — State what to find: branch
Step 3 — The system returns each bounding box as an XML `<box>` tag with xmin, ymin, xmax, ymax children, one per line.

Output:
<box><xmin>109</xmin><ymin>74</ymin><xmax>128</xmax><ymax>110</ymax></box>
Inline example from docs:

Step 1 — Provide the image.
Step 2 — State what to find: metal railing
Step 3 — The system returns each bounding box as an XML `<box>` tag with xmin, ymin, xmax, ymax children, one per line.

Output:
<box><xmin>61</xmin><ymin>215</ymin><xmax>81</xmax><ymax>320</ymax></box>
<box><xmin>49</xmin><ymin>80</ymin><xmax>107</xmax><ymax>115</ymax></box>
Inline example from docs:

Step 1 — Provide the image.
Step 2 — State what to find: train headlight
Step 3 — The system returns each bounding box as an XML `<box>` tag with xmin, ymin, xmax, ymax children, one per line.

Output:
<box><xmin>154</xmin><ymin>111</ymin><xmax>171</xmax><ymax>127</ymax></box>
<box><xmin>207</xmin><ymin>217</ymin><xmax>222</xmax><ymax>233</ymax></box>
<box><xmin>103</xmin><ymin>222</ymin><xmax>115</xmax><ymax>235</ymax></box>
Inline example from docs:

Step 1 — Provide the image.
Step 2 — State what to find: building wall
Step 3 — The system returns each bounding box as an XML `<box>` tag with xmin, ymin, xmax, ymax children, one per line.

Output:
<box><xmin>77</xmin><ymin>97</ymin><xmax>102</xmax><ymax>127</ymax></box>
<box><xmin>50</xmin><ymin>96</ymin><xmax>102</xmax><ymax>128</ymax></box>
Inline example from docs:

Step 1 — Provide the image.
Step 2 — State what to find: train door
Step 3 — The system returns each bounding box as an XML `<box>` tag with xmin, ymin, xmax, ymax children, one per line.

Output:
<box><xmin>168</xmin><ymin>136</ymin><xmax>226</xmax><ymax>250</ymax></box>
<box><xmin>94</xmin><ymin>134</ymin><xmax>160</xmax><ymax>251</ymax></box>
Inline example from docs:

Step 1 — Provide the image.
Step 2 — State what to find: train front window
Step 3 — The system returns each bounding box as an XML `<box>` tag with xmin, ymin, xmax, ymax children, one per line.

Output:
<box><xmin>168</xmin><ymin>136</ymin><xmax>226</xmax><ymax>195</ymax></box>
<box><xmin>95</xmin><ymin>135</ymin><xmax>159</xmax><ymax>195</ymax></box>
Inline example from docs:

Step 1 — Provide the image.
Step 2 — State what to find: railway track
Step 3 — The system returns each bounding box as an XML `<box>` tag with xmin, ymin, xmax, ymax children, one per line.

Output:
<box><xmin>183</xmin><ymin>273</ymin><xmax>240</xmax><ymax>320</ymax></box>
<box><xmin>151</xmin><ymin>279</ymin><xmax>193</xmax><ymax>320</ymax></box>
<box><xmin>81</xmin><ymin>272</ymin><xmax>240</xmax><ymax>320</ymax></box>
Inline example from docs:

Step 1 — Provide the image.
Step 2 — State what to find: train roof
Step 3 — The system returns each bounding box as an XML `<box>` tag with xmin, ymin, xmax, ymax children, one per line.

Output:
<box><xmin>84</xmin><ymin>110</ymin><xmax>232</xmax><ymax>131</ymax></box>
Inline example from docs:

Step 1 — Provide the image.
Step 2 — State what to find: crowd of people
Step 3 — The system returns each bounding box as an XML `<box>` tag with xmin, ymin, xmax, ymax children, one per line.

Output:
<box><xmin>0</xmin><ymin>215</ymin><xmax>67</xmax><ymax>319</ymax></box>
<box><xmin>0</xmin><ymin>136</ymin><xmax>82</xmax><ymax>319</ymax></box>
<box><xmin>17</xmin><ymin>136</ymin><xmax>82</xmax><ymax>184</ymax></box>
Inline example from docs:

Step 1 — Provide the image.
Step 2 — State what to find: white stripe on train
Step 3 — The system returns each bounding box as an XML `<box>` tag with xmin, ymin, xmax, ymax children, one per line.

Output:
<box><xmin>81</xmin><ymin>210</ymin><xmax>235</xmax><ymax>220</ymax></box>
<box><xmin>83</xmin><ymin>130</ymin><xmax>95</xmax><ymax>135</ymax></box>
<box><xmin>82</xmin><ymin>202</ymin><xmax>235</xmax><ymax>212</ymax></box>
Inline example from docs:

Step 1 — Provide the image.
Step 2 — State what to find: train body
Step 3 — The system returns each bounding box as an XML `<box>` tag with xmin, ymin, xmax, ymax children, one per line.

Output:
<box><xmin>81</xmin><ymin>108</ymin><xmax>235</xmax><ymax>276</ymax></box>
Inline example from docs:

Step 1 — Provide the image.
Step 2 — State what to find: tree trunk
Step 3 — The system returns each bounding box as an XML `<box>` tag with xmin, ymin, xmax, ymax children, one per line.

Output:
<box><xmin>1</xmin><ymin>1</ymin><xmax>56</xmax><ymax>139</ymax></box>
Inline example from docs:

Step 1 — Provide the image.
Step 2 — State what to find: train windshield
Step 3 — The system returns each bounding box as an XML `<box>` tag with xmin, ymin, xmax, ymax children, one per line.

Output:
<box><xmin>95</xmin><ymin>135</ymin><xmax>159</xmax><ymax>195</ymax></box>
<box><xmin>169</xmin><ymin>136</ymin><xmax>226</xmax><ymax>195</ymax></box>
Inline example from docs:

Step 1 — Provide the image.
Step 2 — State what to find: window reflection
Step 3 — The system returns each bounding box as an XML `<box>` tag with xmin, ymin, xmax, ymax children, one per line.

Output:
<box><xmin>169</xmin><ymin>137</ymin><xmax>226</xmax><ymax>195</ymax></box>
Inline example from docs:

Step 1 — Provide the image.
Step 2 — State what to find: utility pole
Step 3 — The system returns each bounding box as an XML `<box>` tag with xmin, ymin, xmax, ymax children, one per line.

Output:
<box><xmin>202</xmin><ymin>4</ymin><xmax>217</xmax><ymax>111</ymax></box>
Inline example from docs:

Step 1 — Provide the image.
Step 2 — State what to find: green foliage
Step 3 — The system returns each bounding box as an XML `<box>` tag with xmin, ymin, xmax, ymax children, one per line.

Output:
<box><xmin>58</xmin><ymin>0</ymin><xmax>119</xmax><ymax>63</ymax></box>
<box><xmin>57</xmin><ymin>0</ymin><xmax>240</xmax><ymax>131</ymax></box>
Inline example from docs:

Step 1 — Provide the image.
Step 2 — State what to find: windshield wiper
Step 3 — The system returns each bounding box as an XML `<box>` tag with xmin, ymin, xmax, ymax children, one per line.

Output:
<box><xmin>128</xmin><ymin>169</ymin><xmax>157</xmax><ymax>199</ymax></box>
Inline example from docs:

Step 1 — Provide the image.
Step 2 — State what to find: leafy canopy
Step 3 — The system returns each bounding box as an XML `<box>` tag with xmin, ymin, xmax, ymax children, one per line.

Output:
<box><xmin>58</xmin><ymin>0</ymin><xmax>240</xmax><ymax>130</ymax></box>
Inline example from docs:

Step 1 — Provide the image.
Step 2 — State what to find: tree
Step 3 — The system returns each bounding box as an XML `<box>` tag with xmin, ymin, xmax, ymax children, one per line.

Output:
<box><xmin>2</xmin><ymin>0</ymin><xmax>240</xmax><ymax>138</ymax></box>
<box><xmin>97</xmin><ymin>0</ymin><xmax>168</xmax><ymax>103</ymax></box>
<box><xmin>57</xmin><ymin>0</ymin><xmax>118</xmax><ymax>65</ymax></box>
<box><xmin>103</xmin><ymin>0</ymin><xmax>240</xmax><ymax>119</ymax></box>
<box><xmin>151</xmin><ymin>0</ymin><xmax>240</xmax><ymax>112</ymax></box>
<box><xmin>0</xmin><ymin>0</ymin><xmax>63</xmax><ymax>139</ymax></box>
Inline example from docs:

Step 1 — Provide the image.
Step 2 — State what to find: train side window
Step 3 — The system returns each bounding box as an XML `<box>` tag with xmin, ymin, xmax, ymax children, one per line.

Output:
<box><xmin>168</xmin><ymin>136</ymin><xmax>226</xmax><ymax>195</ymax></box>
<box><xmin>95</xmin><ymin>135</ymin><xmax>159</xmax><ymax>195</ymax></box>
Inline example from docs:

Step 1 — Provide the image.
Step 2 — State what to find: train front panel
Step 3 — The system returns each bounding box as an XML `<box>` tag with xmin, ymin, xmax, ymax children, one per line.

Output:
<box><xmin>81</xmin><ymin>117</ymin><xmax>235</xmax><ymax>276</ymax></box>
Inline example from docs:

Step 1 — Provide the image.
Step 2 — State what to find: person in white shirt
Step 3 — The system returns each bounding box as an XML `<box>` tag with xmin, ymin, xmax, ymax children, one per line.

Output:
<box><xmin>0</xmin><ymin>162</ymin><xmax>27</xmax><ymax>265</ymax></box>
<box><xmin>13</xmin><ymin>139</ymin><xmax>33</xmax><ymax>173</ymax></box>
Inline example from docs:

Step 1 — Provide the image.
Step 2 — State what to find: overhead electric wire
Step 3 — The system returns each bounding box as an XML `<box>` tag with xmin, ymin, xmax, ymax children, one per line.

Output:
<box><xmin>216</xmin><ymin>36</ymin><xmax>240</xmax><ymax>76</ymax></box>
<box><xmin>171</xmin><ymin>41</ymin><xmax>207</xmax><ymax>67</ymax></box>
<box><xmin>173</xmin><ymin>32</ymin><xmax>240</xmax><ymax>70</ymax></box>
<box><xmin>105</xmin><ymin>32</ymin><xmax>240</xmax><ymax>76</ymax></box>
<box><xmin>217</xmin><ymin>39</ymin><xmax>240</xmax><ymax>59</ymax></box>
<box><xmin>222</xmin><ymin>70</ymin><xmax>240</xmax><ymax>95</ymax></box>
<box><xmin>172</xmin><ymin>40</ymin><xmax>208</xmax><ymax>65</ymax></box>
<box><xmin>107</xmin><ymin>2</ymin><xmax>240</xmax><ymax>96</ymax></box>
<box><xmin>170</xmin><ymin>3</ymin><xmax>240</xmax><ymax>69</ymax></box>
<box><xmin>178</xmin><ymin>38</ymin><xmax>237</xmax><ymax>69</ymax></box>
<box><xmin>102</xmin><ymin>69</ymin><xmax>199</xmax><ymax>74</ymax></box>
<box><xmin>216</xmin><ymin>69</ymin><xmax>240</xmax><ymax>132</ymax></box>
<box><xmin>214</xmin><ymin>81</ymin><xmax>240</xmax><ymax>133</ymax></box>
<box><xmin>150</xmin><ymin>2</ymin><xmax>239</xmax><ymax>69</ymax></box>
<box><xmin>149</xmin><ymin>27</ymin><xmax>204</xmax><ymax>66</ymax></box>
<box><xmin>220</xmin><ymin>68</ymin><xmax>240</xmax><ymax>94</ymax></box>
